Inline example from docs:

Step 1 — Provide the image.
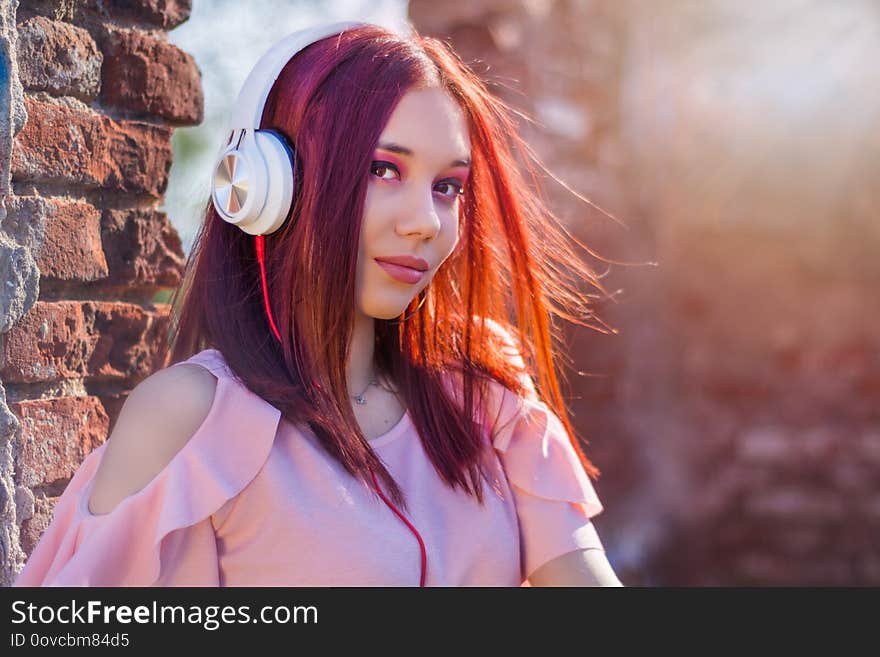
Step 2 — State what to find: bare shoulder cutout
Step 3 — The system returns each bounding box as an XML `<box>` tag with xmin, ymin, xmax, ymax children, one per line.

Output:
<box><xmin>86</xmin><ymin>362</ymin><xmax>219</xmax><ymax>516</ymax></box>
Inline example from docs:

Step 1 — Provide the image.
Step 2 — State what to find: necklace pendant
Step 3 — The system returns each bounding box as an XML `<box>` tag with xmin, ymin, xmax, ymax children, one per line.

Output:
<box><xmin>355</xmin><ymin>395</ymin><xmax>367</xmax><ymax>405</ymax></box>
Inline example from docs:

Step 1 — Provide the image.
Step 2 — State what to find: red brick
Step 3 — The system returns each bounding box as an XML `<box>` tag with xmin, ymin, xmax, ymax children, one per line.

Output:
<box><xmin>88</xmin><ymin>302</ymin><xmax>174</xmax><ymax>379</ymax></box>
<box><xmin>12</xmin><ymin>96</ymin><xmax>172</xmax><ymax>198</ymax></box>
<box><xmin>1</xmin><ymin>301</ymin><xmax>173</xmax><ymax>383</ymax></box>
<box><xmin>19</xmin><ymin>0</ymin><xmax>192</xmax><ymax>30</ymax></box>
<box><xmin>17</xmin><ymin>16</ymin><xmax>102</xmax><ymax>102</ymax></box>
<box><xmin>3</xmin><ymin>302</ymin><xmax>91</xmax><ymax>381</ymax></box>
<box><xmin>10</xmin><ymin>395</ymin><xmax>108</xmax><ymax>489</ymax></box>
<box><xmin>121</xmin><ymin>0</ymin><xmax>193</xmax><ymax>29</ymax></box>
<box><xmin>37</xmin><ymin>198</ymin><xmax>108</xmax><ymax>281</ymax></box>
<box><xmin>99</xmin><ymin>27</ymin><xmax>203</xmax><ymax>124</ymax></box>
<box><xmin>101</xmin><ymin>207</ymin><xmax>185</xmax><ymax>287</ymax></box>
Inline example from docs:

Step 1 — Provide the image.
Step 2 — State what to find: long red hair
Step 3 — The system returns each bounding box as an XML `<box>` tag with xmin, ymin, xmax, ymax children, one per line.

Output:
<box><xmin>164</xmin><ymin>24</ymin><xmax>613</xmax><ymax>511</ymax></box>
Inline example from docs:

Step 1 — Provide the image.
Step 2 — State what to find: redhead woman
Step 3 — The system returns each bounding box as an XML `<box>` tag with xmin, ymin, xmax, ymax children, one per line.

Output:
<box><xmin>13</xmin><ymin>21</ymin><xmax>623</xmax><ymax>587</ymax></box>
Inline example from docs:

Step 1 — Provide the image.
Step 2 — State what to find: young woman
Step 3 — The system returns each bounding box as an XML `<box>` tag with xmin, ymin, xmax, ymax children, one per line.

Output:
<box><xmin>14</xmin><ymin>21</ymin><xmax>623</xmax><ymax>587</ymax></box>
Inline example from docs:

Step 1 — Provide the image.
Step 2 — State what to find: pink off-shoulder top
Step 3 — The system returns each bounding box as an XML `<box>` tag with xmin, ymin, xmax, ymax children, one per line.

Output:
<box><xmin>13</xmin><ymin>344</ymin><xmax>605</xmax><ymax>587</ymax></box>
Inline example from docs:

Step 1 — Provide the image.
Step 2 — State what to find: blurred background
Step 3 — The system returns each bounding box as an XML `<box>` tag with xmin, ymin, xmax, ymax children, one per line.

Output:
<box><xmin>165</xmin><ymin>0</ymin><xmax>880</xmax><ymax>585</ymax></box>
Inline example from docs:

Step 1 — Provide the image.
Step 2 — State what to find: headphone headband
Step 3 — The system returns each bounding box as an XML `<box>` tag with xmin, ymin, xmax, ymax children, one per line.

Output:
<box><xmin>226</xmin><ymin>20</ymin><xmax>366</xmax><ymax>133</ymax></box>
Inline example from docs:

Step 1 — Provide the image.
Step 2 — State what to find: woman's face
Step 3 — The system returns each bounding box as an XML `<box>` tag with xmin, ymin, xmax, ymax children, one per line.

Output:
<box><xmin>355</xmin><ymin>87</ymin><xmax>471</xmax><ymax>320</ymax></box>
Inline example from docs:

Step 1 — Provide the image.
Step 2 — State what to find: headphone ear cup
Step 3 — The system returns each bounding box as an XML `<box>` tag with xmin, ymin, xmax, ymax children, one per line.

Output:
<box><xmin>251</xmin><ymin>128</ymin><xmax>298</xmax><ymax>235</ymax></box>
<box><xmin>211</xmin><ymin>128</ymin><xmax>296</xmax><ymax>236</ymax></box>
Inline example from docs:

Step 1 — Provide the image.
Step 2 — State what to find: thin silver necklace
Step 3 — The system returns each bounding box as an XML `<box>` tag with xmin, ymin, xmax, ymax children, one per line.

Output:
<box><xmin>350</xmin><ymin>373</ymin><xmax>398</xmax><ymax>405</ymax></box>
<box><xmin>350</xmin><ymin>376</ymin><xmax>378</xmax><ymax>405</ymax></box>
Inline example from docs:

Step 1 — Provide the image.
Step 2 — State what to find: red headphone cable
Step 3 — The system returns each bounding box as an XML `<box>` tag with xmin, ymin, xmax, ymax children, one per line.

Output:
<box><xmin>255</xmin><ymin>235</ymin><xmax>283</xmax><ymax>343</ymax></box>
<box><xmin>369</xmin><ymin>467</ymin><xmax>428</xmax><ymax>587</ymax></box>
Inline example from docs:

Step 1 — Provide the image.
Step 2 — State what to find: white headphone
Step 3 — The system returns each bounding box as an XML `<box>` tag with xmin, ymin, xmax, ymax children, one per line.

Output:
<box><xmin>210</xmin><ymin>21</ymin><xmax>367</xmax><ymax>236</ymax></box>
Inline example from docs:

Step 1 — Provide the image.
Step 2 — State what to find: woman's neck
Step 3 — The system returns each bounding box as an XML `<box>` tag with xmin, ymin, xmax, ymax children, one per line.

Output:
<box><xmin>347</xmin><ymin>311</ymin><xmax>377</xmax><ymax>396</ymax></box>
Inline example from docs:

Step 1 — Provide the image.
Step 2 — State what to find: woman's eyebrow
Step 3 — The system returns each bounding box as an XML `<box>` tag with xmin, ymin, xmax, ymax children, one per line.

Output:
<box><xmin>377</xmin><ymin>142</ymin><xmax>471</xmax><ymax>168</ymax></box>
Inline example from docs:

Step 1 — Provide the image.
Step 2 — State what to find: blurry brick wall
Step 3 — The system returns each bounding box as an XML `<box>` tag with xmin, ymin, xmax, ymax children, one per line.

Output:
<box><xmin>409</xmin><ymin>0</ymin><xmax>879</xmax><ymax>586</ymax></box>
<box><xmin>0</xmin><ymin>0</ymin><xmax>199</xmax><ymax>585</ymax></box>
<box><xmin>618</xmin><ymin>1</ymin><xmax>880</xmax><ymax>586</ymax></box>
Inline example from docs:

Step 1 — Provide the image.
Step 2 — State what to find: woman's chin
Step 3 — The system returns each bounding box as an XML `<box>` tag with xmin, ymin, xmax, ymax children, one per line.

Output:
<box><xmin>363</xmin><ymin>301</ymin><xmax>419</xmax><ymax>321</ymax></box>
<box><xmin>373</xmin><ymin>308</ymin><xmax>412</xmax><ymax>321</ymax></box>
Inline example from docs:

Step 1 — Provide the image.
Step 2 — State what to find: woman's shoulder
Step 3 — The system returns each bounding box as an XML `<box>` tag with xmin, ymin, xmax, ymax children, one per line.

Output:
<box><xmin>138</xmin><ymin>355</ymin><xmax>221</xmax><ymax>423</ymax></box>
<box><xmin>86</xmin><ymin>357</ymin><xmax>220</xmax><ymax>515</ymax></box>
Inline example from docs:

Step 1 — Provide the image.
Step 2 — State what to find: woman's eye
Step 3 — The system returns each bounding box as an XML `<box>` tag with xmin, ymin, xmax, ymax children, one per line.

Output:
<box><xmin>435</xmin><ymin>181</ymin><xmax>465</xmax><ymax>201</ymax></box>
<box><xmin>370</xmin><ymin>161</ymin><xmax>399</xmax><ymax>181</ymax></box>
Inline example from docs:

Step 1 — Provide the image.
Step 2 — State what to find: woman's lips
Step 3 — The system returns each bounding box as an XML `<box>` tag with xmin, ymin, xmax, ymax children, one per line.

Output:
<box><xmin>375</xmin><ymin>259</ymin><xmax>425</xmax><ymax>284</ymax></box>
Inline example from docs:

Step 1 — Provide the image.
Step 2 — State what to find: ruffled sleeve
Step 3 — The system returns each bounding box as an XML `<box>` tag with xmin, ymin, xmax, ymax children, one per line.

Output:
<box><xmin>478</xmin><ymin>318</ymin><xmax>606</xmax><ymax>582</ymax></box>
<box><xmin>12</xmin><ymin>349</ymin><xmax>281</xmax><ymax>587</ymax></box>
<box><xmin>490</xmin><ymin>386</ymin><xmax>605</xmax><ymax>582</ymax></box>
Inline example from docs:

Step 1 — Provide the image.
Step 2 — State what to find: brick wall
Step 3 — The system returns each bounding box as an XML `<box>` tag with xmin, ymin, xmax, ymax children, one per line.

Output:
<box><xmin>0</xmin><ymin>0</ymin><xmax>201</xmax><ymax>585</ymax></box>
<box><xmin>619</xmin><ymin>1</ymin><xmax>880</xmax><ymax>586</ymax></box>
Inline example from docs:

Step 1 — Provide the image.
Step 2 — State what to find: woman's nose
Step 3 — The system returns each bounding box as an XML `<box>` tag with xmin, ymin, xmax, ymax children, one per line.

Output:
<box><xmin>396</xmin><ymin>186</ymin><xmax>442</xmax><ymax>240</ymax></box>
